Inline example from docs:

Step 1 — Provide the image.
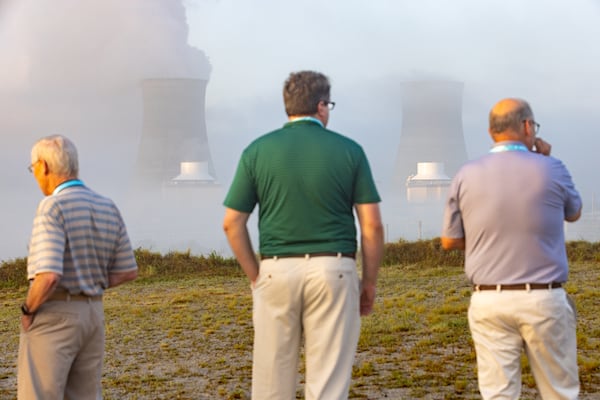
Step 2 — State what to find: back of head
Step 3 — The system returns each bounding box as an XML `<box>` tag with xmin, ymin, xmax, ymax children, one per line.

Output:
<box><xmin>489</xmin><ymin>98</ymin><xmax>533</xmax><ymax>135</ymax></box>
<box><xmin>31</xmin><ymin>135</ymin><xmax>79</xmax><ymax>178</ymax></box>
<box><xmin>283</xmin><ymin>71</ymin><xmax>331</xmax><ymax>116</ymax></box>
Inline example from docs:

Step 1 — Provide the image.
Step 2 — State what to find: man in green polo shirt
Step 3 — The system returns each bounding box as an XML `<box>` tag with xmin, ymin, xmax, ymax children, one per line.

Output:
<box><xmin>223</xmin><ymin>70</ymin><xmax>383</xmax><ymax>400</ymax></box>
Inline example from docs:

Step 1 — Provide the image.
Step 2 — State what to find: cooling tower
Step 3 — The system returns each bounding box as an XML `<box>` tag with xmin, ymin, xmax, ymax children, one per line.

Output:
<box><xmin>126</xmin><ymin>78</ymin><xmax>225</xmax><ymax>255</ymax></box>
<box><xmin>405</xmin><ymin>162</ymin><xmax>451</xmax><ymax>203</ymax></box>
<box><xmin>133</xmin><ymin>78</ymin><xmax>216</xmax><ymax>188</ymax></box>
<box><xmin>393</xmin><ymin>81</ymin><xmax>468</xmax><ymax>189</ymax></box>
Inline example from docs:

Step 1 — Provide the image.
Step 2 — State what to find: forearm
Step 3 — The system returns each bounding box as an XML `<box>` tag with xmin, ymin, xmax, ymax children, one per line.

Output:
<box><xmin>355</xmin><ymin>203</ymin><xmax>384</xmax><ymax>287</ymax></box>
<box><xmin>108</xmin><ymin>270</ymin><xmax>138</xmax><ymax>288</ymax></box>
<box><xmin>24</xmin><ymin>272</ymin><xmax>60</xmax><ymax>313</ymax></box>
<box><xmin>441</xmin><ymin>236</ymin><xmax>465</xmax><ymax>250</ymax></box>
<box><xmin>361</xmin><ymin>225</ymin><xmax>384</xmax><ymax>287</ymax></box>
<box><xmin>356</xmin><ymin>206</ymin><xmax>383</xmax><ymax>316</ymax></box>
<box><xmin>226</xmin><ymin>226</ymin><xmax>259</xmax><ymax>281</ymax></box>
<box><xmin>565</xmin><ymin>206</ymin><xmax>582</xmax><ymax>222</ymax></box>
<box><xmin>223</xmin><ymin>209</ymin><xmax>259</xmax><ymax>282</ymax></box>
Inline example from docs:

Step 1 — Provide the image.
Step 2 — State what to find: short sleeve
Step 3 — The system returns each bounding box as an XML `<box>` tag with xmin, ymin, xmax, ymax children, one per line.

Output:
<box><xmin>223</xmin><ymin>149</ymin><xmax>259</xmax><ymax>213</ymax></box>
<box><xmin>353</xmin><ymin>147</ymin><xmax>381</xmax><ymax>204</ymax></box>
<box><xmin>442</xmin><ymin>175</ymin><xmax>465</xmax><ymax>239</ymax></box>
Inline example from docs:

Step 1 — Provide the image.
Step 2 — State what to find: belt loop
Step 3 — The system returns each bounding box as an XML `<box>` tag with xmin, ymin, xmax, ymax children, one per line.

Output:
<box><xmin>526</xmin><ymin>283</ymin><xmax>531</xmax><ymax>292</ymax></box>
<box><xmin>273</xmin><ymin>256</ymin><xmax>278</xmax><ymax>261</ymax></box>
<box><xmin>66</xmin><ymin>293</ymin><xmax>71</xmax><ymax>302</ymax></box>
<box><xmin>475</xmin><ymin>284</ymin><xmax>480</xmax><ymax>292</ymax></box>
<box><xmin>496</xmin><ymin>284</ymin><xmax>501</xmax><ymax>292</ymax></box>
<box><xmin>337</xmin><ymin>252</ymin><xmax>341</xmax><ymax>259</ymax></box>
<box><xmin>305</xmin><ymin>254</ymin><xmax>310</xmax><ymax>260</ymax></box>
<box><xmin>547</xmin><ymin>283</ymin><xmax>552</xmax><ymax>290</ymax></box>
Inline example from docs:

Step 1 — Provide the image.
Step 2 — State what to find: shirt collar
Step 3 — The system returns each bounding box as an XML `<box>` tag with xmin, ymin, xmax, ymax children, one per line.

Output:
<box><xmin>489</xmin><ymin>141</ymin><xmax>529</xmax><ymax>153</ymax></box>
<box><xmin>286</xmin><ymin>116</ymin><xmax>324</xmax><ymax>128</ymax></box>
<box><xmin>52</xmin><ymin>179</ymin><xmax>84</xmax><ymax>195</ymax></box>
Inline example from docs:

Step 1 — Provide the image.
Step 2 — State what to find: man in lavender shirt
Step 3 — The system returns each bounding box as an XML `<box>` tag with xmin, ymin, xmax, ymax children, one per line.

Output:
<box><xmin>442</xmin><ymin>98</ymin><xmax>582</xmax><ymax>399</ymax></box>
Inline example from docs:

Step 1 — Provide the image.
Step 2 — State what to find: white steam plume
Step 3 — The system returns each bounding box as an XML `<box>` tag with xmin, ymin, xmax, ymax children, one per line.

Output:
<box><xmin>0</xmin><ymin>0</ymin><xmax>214</xmax><ymax>261</ymax></box>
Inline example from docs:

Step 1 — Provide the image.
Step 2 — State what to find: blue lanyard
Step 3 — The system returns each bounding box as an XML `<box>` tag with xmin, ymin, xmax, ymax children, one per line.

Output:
<box><xmin>52</xmin><ymin>179</ymin><xmax>84</xmax><ymax>195</ymax></box>
<box><xmin>288</xmin><ymin>116</ymin><xmax>324</xmax><ymax>128</ymax></box>
<box><xmin>489</xmin><ymin>143</ymin><xmax>528</xmax><ymax>153</ymax></box>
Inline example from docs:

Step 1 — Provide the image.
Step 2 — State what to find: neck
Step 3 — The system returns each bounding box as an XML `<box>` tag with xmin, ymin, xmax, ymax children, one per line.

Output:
<box><xmin>288</xmin><ymin>115</ymin><xmax>325</xmax><ymax>127</ymax></box>
<box><xmin>492</xmin><ymin>132</ymin><xmax>534</xmax><ymax>151</ymax></box>
<box><xmin>47</xmin><ymin>176</ymin><xmax>78</xmax><ymax>195</ymax></box>
<box><xmin>54</xmin><ymin>176</ymin><xmax>78</xmax><ymax>186</ymax></box>
<box><xmin>289</xmin><ymin>113</ymin><xmax>324</xmax><ymax>122</ymax></box>
<box><xmin>492</xmin><ymin>131</ymin><xmax>520</xmax><ymax>142</ymax></box>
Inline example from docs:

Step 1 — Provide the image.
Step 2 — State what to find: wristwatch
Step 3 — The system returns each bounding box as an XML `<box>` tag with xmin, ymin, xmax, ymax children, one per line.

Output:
<box><xmin>20</xmin><ymin>303</ymin><xmax>34</xmax><ymax>316</ymax></box>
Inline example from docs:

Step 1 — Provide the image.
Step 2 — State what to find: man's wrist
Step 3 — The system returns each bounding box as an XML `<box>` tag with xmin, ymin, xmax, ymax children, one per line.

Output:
<box><xmin>20</xmin><ymin>303</ymin><xmax>35</xmax><ymax>316</ymax></box>
<box><xmin>361</xmin><ymin>280</ymin><xmax>377</xmax><ymax>290</ymax></box>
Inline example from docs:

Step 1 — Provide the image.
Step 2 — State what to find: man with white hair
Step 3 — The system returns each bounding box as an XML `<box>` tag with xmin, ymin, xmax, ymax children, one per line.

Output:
<box><xmin>19</xmin><ymin>135</ymin><xmax>138</xmax><ymax>399</ymax></box>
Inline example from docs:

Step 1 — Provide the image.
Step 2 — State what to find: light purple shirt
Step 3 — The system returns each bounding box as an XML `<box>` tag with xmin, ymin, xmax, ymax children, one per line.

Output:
<box><xmin>442</xmin><ymin>141</ymin><xmax>582</xmax><ymax>284</ymax></box>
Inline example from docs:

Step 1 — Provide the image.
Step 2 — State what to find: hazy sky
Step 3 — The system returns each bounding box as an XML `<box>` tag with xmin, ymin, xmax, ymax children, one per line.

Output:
<box><xmin>1</xmin><ymin>0</ymin><xmax>599</xmax><ymax>260</ymax></box>
<box><xmin>184</xmin><ymin>0</ymin><xmax>600</xmax><ymax>186</ymax></box>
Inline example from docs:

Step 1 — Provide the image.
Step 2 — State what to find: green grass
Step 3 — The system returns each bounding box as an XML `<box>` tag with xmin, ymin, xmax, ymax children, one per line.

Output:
<box><xmin>0</xmin><ymin>241</ymin><xmax>599</xmax><ymax>399</ymax></box>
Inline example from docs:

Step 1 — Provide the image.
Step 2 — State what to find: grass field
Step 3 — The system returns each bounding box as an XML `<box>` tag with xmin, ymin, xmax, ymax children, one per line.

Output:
<box><xmin>0</xmin><ymin>241</ymin><xmax>599</xmax><ymax>399</ymax></box>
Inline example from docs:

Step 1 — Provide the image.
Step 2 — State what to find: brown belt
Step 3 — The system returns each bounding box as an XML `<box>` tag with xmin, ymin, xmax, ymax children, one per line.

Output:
<box><xmin>260</xmin><ymin>252</ymin><xmax>356</xmax><ymax>260</ymax></box>
<box><xmin>474</xmin><ymin>282</ymin><xmax>563</xmax><ymax>291</ymax></box>
<box><xmin>48</xmin><ymin>292</ymin><xmax>103</xmax><ymax>302</ymax></box>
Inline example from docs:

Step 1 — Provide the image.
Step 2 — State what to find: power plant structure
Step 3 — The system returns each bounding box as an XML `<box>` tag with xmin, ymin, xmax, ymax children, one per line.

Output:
<box><xmin>125</xmin><ymin>78</ymin><xmax>470</xmax><ymax>249</ymax></box>
<box><xmin>393</xmin><ymin>80</ymin><xmax>468</xmax><ymax>194</ymax></box>
<box><xmin>133</xmin><ymin>78</ymin><xmax>217</xmax><ymax>188</ymax></box>
<box><xmin>405</xmin><ymin>162</ymin><xmax>451</xmax><ymax>203</ymax></box>
<box><xmin>127</xmin><ymin>78</ymin><xmax>227</xmax><ymax>255</ymax></box>
<box><xmin>384</xmin><ymin>80</ymin><xmax>468</xmax><ymax>241</ymax></box>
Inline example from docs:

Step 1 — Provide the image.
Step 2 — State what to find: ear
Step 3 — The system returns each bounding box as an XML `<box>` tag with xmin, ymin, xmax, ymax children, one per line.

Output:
<box><xmin>316</xmin><ymin>101</ymin><xmax>330</xmax><ymax>121</ymax></box>
<box><xmin>41</xmin><ymin>160</ymin><xmax>50</xmax><ymax>175</ymax></box>
<box><xmin>524</xmin><ymin>123</ymin><xmax>536</xmax><ymax>141</ymax></box>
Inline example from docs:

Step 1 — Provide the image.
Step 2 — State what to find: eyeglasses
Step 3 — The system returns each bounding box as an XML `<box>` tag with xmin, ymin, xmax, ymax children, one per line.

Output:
<box><xmin>523</xmin><ymin>119</ymin><xmax>540</xmax><ymax>134</ymax></box>
<box><xmin>323</xmin><ymin>101</ymin><xmax>335</xmax><ymax>110</ymax></box>
<box><xmin>27</xmin><ymin>160</ymin><xmax>40</xmax><ymax>173</ymax></box>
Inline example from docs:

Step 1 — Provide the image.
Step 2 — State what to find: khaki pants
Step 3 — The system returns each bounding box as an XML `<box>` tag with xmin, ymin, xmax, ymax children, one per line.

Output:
<box><xmin>251</xmin><ymin>256</ymin><xmax>361</xmax><ymax>400</ymax></box>
<box><xmin>469</xmin><ymin>288</ymin><xmax>579</xmax><ymax>400</ymax></box>
<box><xmin>18</xmin><ymin>299</ymin><xmax>105</xmax><ymax>400</ymax></box>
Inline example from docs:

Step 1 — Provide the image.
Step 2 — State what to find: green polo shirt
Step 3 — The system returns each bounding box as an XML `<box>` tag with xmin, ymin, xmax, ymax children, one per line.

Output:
<box><xmin>224</xmin><ymin>119</ymin><xmax>380</xmax><ymax>255</ymax></box>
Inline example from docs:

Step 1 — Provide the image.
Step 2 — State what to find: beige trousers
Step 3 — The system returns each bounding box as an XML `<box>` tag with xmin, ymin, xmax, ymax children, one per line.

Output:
<box><xmin>18</xmin><ymin>299</ymin><xmax>105</xmax><ymax>400</ymax></box>
<box><xmin>251</xmin><ymin>255</ymin><xmax>361</xmax><ymax>400</ymax></box>
<box><xmin>469</xmin><ymin>288</ymin><xmax>579</xmax><ymax>400</ymax></box>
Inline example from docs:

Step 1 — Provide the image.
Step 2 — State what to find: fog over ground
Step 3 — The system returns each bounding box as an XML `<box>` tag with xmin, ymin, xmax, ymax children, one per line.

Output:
<box><xmin>1</xmin><ymin>0</ymin><xmax>599</xmax><ymax>261</ymax></box>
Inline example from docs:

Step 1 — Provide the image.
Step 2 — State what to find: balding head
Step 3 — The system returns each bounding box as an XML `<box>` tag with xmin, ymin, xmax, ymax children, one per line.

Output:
<box><xmin>489</xmin><ymin>98</ymin><xmax>533</xmax><ymax>136</ymax></box>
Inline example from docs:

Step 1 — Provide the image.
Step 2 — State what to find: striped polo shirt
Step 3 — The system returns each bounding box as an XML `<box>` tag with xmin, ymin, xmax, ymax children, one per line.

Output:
<box><xmin>27</xmin><ymin>184</ymin><xmax>137</xmax><ymax>296</ymax></box>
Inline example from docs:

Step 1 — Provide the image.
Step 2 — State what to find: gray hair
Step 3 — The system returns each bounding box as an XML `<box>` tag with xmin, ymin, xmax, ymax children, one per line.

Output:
<box><xmin>489</xmin><ymin>99</ymin><xmax>533</xmax><ymax>134</ymax></box>
<box><xmin>31</xmin><ymin>135</ymin><xmax>79</xmax><ymax>178</ymax></box>
<box><xmin>283</xmin><ymin>71</ymin><xmax>331</xmax><ymax>116</ymax></box>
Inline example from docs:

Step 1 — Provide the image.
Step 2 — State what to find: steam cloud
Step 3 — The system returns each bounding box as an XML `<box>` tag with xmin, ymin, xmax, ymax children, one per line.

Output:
<box><xmin>1</xmin><ymin>0</ymin><xmax>600</xmax><ymax>261</ymax></box>
<box><xmin>0</xmin><ymin>0</ymin><xmax>215</xmax><ymax>261</ymax></box>
<box><xmin>0</xmin><ymin>0</ymin><xmax>210</xmax><ymax>93</ymax></box>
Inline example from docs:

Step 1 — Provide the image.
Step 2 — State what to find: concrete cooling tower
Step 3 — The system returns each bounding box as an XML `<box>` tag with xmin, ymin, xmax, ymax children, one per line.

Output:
<box><xmin>133</xmin><ymin>78</ymin><xmax>216</xmax><ymax>188</ymax></box>
<box><xmin>406</xmin><ymin>162</ymin><xmax>451</xmax><ymax>203</ymax></box>
<box><xmin>126</xmin><ymin>78</ymin><xmax>227</xmax><ymax>255</ymax></box>
<box><xmin>393</xmin><ymin>81</ymin><xmax>468</xmax><ymax>190</ymax></box>
<box><xmin>382</xmin><ymin>81</ymin><xmax>468</xmax><ymax>242</ymax></box>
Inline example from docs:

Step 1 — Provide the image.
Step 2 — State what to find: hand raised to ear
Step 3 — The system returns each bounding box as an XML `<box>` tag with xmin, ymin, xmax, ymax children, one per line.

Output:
<box><xmin>534</xmin><ymin>137</ymin><xmax>552</xmax><ymax>156</ymax></box>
